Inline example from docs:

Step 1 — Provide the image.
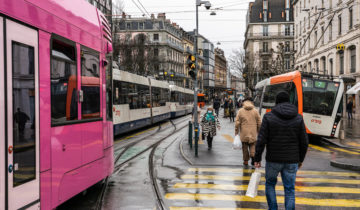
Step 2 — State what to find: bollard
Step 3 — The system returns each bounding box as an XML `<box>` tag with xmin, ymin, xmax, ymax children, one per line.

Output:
<box><xmin>188</xmin><ymin>121</ymin><xmax>193</xmax><ymax>149</ymax></box>
<box><xmin>194</xmin><ymin>125</ymin><xmax>199</xmax><ymax>157</ymax></box>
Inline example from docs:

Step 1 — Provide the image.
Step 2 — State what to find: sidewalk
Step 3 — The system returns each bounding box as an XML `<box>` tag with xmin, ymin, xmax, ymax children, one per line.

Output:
<box><xmin>181</xmin><ymin>108</ymin><xmax>258</xmax><ymax>167</ymax></box>
<box><xmin>322</xmin><ymin>118</ymin><xmax>360</xmax><ymax>171</ymax></box>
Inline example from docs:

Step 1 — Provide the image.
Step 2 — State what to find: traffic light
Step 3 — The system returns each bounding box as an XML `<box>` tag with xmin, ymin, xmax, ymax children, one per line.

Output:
<box><xmin>187</xmin><ymin>55</ymin><xmax>196</xmax><ymax>79</ymax></box>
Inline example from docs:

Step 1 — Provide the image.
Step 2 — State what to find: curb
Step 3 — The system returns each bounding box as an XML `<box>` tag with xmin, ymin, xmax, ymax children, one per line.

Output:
<box><xmin>330</xmin><ymin>160</ymin><xmax>360</xmax><ymax>172</ymax></box>
<box><xmin>321</xmin><ymin>137</ymin><xmax>357</xmax><ymax>149</ymax></box>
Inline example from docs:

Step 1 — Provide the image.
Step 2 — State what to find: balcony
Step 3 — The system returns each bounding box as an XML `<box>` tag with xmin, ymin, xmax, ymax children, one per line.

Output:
<box><xmin>247</xmin><ymin>32</ymin><xmax>294</xmax><ymax>40</ymax></box>
<box><xmin>259</xmin><ymin>50</ymin><xmax>272</xmax><ymax>56</ymax></box>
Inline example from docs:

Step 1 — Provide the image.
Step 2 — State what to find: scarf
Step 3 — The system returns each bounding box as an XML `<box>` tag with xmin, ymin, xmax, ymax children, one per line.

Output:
<box><xmin>205</xmin><ymin>112</ymin><xmax>215</xmax><ymax>122</ymax></box>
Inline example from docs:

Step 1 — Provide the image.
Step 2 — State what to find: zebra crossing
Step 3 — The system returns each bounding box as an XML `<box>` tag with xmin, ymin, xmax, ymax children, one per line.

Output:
<box><xmin>164</xmin><ymin>167</ymin><xmax>360</xmax><ymax>209</ymax></box>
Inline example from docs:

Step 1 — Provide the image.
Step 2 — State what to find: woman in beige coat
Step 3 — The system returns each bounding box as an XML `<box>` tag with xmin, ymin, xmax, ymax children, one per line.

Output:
<box><xmin>235</xmin><ymin>98</ymin><xmax>261</xmax><ymax>166</ymax></box>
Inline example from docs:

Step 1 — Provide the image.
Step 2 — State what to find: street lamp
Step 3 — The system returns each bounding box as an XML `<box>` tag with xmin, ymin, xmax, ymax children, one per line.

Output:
<box><xmin>193</xmin><ymin>0</ymin><xmax>211</xmax><ymax>157</ymax></box>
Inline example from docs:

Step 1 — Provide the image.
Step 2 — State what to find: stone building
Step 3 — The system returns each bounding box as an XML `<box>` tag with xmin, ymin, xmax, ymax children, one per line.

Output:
<box><xmin>214</xmin><ymin>48</ymin><xmax>227</xmax><ymax>98</ymax></box>
<box><xmin>293</xmin><ymin>0</ymin><xmax>360</xmax><ymax>118</ymax></box>
<box><xmin>244</xmin><ymin>0</ymin><xmax>295</xmax><ymax>89</ymax></box>
<box><xmin>114</xmin><ymin>13</ymin><xmax>187</xmax><ymax>87</ymax></box>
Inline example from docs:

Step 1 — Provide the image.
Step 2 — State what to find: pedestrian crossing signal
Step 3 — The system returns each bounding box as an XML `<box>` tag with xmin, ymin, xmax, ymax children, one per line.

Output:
<box><xmin>336</xmin><ymin>43</ymin><xmax>345</xmax><ymax>52</ymax></box>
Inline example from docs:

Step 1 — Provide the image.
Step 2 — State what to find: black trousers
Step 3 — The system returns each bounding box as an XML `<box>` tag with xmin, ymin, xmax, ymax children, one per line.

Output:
<box><xmin>229</xmin><ymin>111</ymin><xmax>235</xmax><ymax>122</ymax></box>
<box><xmin>207</xmin><ymin>134</ymin><xmax>213</xmax><ymax>148</ymax></box>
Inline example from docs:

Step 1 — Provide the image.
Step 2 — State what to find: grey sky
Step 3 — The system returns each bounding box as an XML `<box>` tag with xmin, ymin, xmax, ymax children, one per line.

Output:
<box><xmin>121</xmin><ymin>0</ymin><xmax>251</xmax><ymax>58</ymax></box>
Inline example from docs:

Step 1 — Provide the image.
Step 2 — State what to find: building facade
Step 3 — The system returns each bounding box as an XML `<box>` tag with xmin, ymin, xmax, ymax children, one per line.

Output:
<box><xmin>293</xmin><ymin>0</ymin><xmax>360</xmax><ymax>118</ymax></box>
<box><xmin>114</xmin><ymin>13</ymin><xmax>187</xmax><ymax>87</ymax></box>
<box><xmin>244</xmin><ymin>0</ymin><xmax>295</xmax><ymax>89</ymax></box>
<box><xmin>214</xmin><ymin>48</ymin><xmax>227</xmax><ymax>98</ymax></box>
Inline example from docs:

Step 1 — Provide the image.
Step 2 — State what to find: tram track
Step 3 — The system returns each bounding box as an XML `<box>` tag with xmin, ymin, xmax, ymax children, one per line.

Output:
<box><xmin>95</xmin><ymin>116</ymin><xmax>190</xmax><ymax>210</ymax></box>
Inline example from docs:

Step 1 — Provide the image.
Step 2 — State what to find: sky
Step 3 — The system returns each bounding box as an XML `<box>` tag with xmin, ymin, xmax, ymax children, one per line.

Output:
<box><xmin>119</xmin><ymin>0</ymin><xmax>252</xmax><ymax>59</ymax></box>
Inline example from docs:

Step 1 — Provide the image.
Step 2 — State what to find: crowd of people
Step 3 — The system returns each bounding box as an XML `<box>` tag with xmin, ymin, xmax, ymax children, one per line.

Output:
<box><xmin>194</xmin><ymin>92</ymin><xmax>309</xmax><ymax>210</ymax></box>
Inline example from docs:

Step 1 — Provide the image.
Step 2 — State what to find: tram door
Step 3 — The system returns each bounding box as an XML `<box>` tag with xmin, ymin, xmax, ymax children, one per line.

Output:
<box><xmin>5</xmin><ymin>19</ymin><xmax>40</xmax><ymax>209</ymax></box>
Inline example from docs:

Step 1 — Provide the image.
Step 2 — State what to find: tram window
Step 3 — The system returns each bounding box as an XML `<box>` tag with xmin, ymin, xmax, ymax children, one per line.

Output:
<box><xmin>51</xmin><ymin>39</ymin><xmax>78</xmax><ymax>124</ymax></box>
<box><xmin>263</xmin><ymin>82</ymin><xmax>297</xmax><ymax>109</ymax></box>
<box><xmin>171</xmin><ymin>91</ymin><xmax>179</xmax><ymax>102</ymax></box>
<box><xmin>302</xmin><ymin>78</ymin><xmax>339</xmax><ymax>116</ymax></box>
<box><xmin>12</xmin><ymin>42</ymin><xmax>36</xmax><ymax>186</ymax></box>
<box><xmin>152</xmin><ymin>87</ymin><xmax>161</xmax><ymax>107</ymax></box>
<box><xmin>81</xmin><ymin>46</ymin><xmax>100</xmax><ymax>119</ymax></box>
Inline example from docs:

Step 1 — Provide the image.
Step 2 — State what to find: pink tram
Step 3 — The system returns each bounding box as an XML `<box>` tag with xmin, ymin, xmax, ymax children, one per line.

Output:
<box><xmin>0</xmin><ymin>0</ymin><xmax>114</xmax><ymax>209</ymax></box>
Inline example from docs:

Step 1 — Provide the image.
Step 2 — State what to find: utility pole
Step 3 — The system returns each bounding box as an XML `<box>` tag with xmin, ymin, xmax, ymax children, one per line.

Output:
<box><xmin>193</xmin><ymin>0</ymin><xmax>211</xmax><ymax>157</ymax></box>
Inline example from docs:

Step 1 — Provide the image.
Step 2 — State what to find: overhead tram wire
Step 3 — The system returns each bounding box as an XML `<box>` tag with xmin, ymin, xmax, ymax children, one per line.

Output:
<box><xmin>131</xmin><ymin>0</ymin><xmax>147</xmax><ymax>16</ymax></box>
<box><xmin>137</xmin><ymin>0</ymin><xmax>151</xmax><ymax>17</ymax></box>
<box><xmin>294</xmin><ymin>2</ymin><xmax>360</xmax><ymax>64</ymax></box>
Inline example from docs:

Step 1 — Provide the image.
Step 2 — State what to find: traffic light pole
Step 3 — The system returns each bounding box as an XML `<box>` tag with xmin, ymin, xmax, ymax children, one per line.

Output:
<box><xmin>193</xmin><ymin>1</ymin><xmax>199</xmax><ymax>157</ymax></box>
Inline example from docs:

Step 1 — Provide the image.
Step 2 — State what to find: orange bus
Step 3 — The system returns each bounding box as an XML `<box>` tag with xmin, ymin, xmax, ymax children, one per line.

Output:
<box><xmin>197</xmin><ymin>93</ymin><xmax>205</xmax><ymax>108</ymax></box>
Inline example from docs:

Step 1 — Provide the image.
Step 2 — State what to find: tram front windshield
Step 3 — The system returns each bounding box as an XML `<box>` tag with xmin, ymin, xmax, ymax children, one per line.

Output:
<box><xmin>302</xmin><ymin>78</ymin><xmax>340</xmax><ymax>116</ymax></box>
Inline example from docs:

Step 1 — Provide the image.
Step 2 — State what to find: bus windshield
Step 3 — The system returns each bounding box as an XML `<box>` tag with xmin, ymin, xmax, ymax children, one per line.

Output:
<box><xmin>302</xmin><ymin>78</ymin><xmax>340</xmax><ymax>116</ymax></box>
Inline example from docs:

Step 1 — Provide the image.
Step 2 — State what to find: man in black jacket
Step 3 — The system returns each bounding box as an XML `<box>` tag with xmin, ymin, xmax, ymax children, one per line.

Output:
<box><xmin>213</xmin><ymin>98</ymin><xmax>220</xmax><ymax>116</ymax></box>
<box><xmin>254</xmin><ymin>91</ymin><xmax>308</xmax><ymax>210</ymax></box>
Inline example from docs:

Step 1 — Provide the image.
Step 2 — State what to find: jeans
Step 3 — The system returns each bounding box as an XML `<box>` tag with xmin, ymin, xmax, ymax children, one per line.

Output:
<box><xmin>348</xmin><ymin>111</ymin><xmax>353</xmax><ymax>119</ymax></box>
<box><xmin>265</xmin><ymin>162</ymin><xmax>298</xmax><ymax>210</ymax></box>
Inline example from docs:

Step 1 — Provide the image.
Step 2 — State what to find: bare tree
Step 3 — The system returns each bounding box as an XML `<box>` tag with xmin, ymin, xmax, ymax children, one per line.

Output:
<box><xmin>113</xmin><ymin>32</ymin><xmax>159</xmax><ymax>76</ymax></box>
<box><xmin>112</xmin><ymin>0</ymin><xmax>124</xmax><ymax>16</ymax></box>
<box><xmin>228</xmin><ymin>48</ymin><xmax>246</xmax><ymax>77</ymax></box>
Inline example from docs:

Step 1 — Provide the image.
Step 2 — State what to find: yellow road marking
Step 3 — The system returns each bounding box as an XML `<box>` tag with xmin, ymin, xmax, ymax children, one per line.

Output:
<box><xmin>328</xmin><ymin>146</ymin><xmax>360</xmax><ymax>155</ymax></box>
<box><xmin>187</xmin><ymin>168</ymin><xmax>360</xmax><ymax>177</ymax></box>
<box><xmin>165</xmin><ymin>193</ymin><xmax>360</xmax><ymax>207</ymax></box>
<box><xmin>173</xmin><ymin>183</ymin><xmax>360</xmax><ymax>194</ymax></box>
<box><xmin>181</xmin><ymin>174</ymin><xmax>360</xmax><ymax>184</ymax></box>
<box><xmin>170</xmin><ymin>207</ymin><xmax>264</xmax><ymax>210</ymax></box>
<box><xmin>222</xmin><ymin>134</ymin><xmax>234</xmax><ymax>143</ymax></box>
<box><xmin>347</xmin><ymin>142</ymin><xmax>360</xmax><ymax>147</ymax></box>
<box><xmin>309</xmin><ymin>144</ymin><xmax>330</xmax><ymax>152</ymax></box>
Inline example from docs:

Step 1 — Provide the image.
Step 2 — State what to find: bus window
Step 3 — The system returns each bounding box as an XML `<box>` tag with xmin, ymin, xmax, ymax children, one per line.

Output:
<box><xmin>302</xmin><ymin>78</ymin><xmax>339</xmax><ymax>116</ymax></box>
<box><xmin>51</xmin><ymin>39</ymin><xmax>78</xmax><ymax>125</ymax></box>
<box><xmin>263</xmin><ymin>82</ymin><xmax>297</xmax><ymax>109</ymax></box>
<box><xmin>81</xmin><ymin>46</ymin><xmax>100</xmax><ymax>119</ymax></box>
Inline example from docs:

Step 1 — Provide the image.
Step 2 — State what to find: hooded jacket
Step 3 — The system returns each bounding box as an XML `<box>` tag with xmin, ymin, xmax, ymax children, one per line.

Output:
<box><xmin>254</xmin><ymin>102</ymin><xmax>309</xmax><ymax>163</ymax></box>
<box><xmin>235</xmin><ymin>101</ymin><xmax>262</xmax><ymax>143</ymax></box>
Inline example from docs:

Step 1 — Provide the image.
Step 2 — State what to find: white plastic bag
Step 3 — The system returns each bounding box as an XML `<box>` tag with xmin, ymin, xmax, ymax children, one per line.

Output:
<box><xmin>246</xmin><ymin>169</ymin><xmax>261</xmax><ymax>198</ymax></box>
<box><xmin>232</xmin><ymin>135</ymin><xmax>241</xmax><ymax>150</ymax></box>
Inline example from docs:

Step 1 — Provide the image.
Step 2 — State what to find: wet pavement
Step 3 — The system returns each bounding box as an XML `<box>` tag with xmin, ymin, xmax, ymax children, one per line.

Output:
<box><xmin>59</xmin><ymin>110</ymin><xmax>360</xmax><ymax>209</ymax></box>
<box><xmin>321</xmin><ymin>118</ymin><xmax>360</xmax><ymax>171</ymax></box>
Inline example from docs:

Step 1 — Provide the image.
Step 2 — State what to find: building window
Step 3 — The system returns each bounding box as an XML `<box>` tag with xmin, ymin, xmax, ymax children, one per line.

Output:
<box><xmin>285</xmin><ymin>25</ymin><xmax>291</xmax><ymax>36</ymax></box>
<box><xmin>286</xmin><ymin>10</ymin><xmax>290</xmax><ymax>22</ymax></box>
<box><xmin>263</xmin><ymin>42</ymin><xmax>269</xmax><ymax>52</ymax></box>
<box><xmin>329</xmin><ymin>22</ymin><xmax>333</xmax><ymax>41</ymax></box>
<box><xmin>285</xmin><ymin>57</ymin><xmax>291</xmax><ymax>70</ymax></box>
<box><xmin>338</xmin><ymin>15</ymin><xmax>342</xmax><ymax>35</ymax></box>
<box><xmin>321</xmin><ymin>0</ymin><xmax>324</xmax><ymax>8</ymax></box>
<box><xmin>262</xmin><ymin>59</ymin><xmax>269</xmax><ymax>70</ymax></box>
<box><xmin>322</xmin><ymin>57</ymin><xmax>326</xmax><ymax>75</ymax></box>
<box><xmin>314</xmin><ymin>30</ymin><xmax>317</xmax><ymax>46</ymax></box>
<box><xmin>329</xmin><ymin>58</ymin><xmax>333</xmax><ymax>76</ymax></box>
<box><xmin>349</xmin><ymin>7</ymin><xmax>353</xmax><ymax>29</ymax></box>
<box><xmin>285</xmin><ymin>41</ymin><xmax>290</xmax><ymax>52</ymax></box>
<box><xmin>154</xmin><ymin>33</ymin><xmax>159</xmax><ymax>41</ymax></box>
<box><xmin>340</xmin><ymin>52</ymin><xmax>344</xmax><ymax>74</ymax></box>
<box><xmin>139</xmin><ymin>22</ymin><xmax>144</xmax><ymax>29</ymax></box>
<box><xmin>350</xmin><ymin>47</ymin><xmax>356</xmax><ymax>73</ymax></box>
<box><xmin>263</xmin><ymin>25</ymin><xmax>269</xmax><ymax>36</ymax></box>
<box><xmin>154</xmin><ymin>48</ymin><xmax>159</xmax><ymax>57</ymax></box>
<box><xmin>321</xmin><ymin>26</ymin><xmax>324</xmax><ymax>45</ymax></box>
<box><xmin>126</xmin><ymin>23</ymin><xmax>131</xmax><ymax>29</ymax></box>
<box><xmin>264</xmin><ymin>11</ymin><xmax>268</xmax><ymax>22</ymax></box>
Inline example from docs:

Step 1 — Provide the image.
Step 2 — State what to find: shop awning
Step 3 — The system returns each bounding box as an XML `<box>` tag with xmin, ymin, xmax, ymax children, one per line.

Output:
<box><xmin>346</xmin><ymin>82</ymin><xmax>360</xmax><ymax>94</ymax></box>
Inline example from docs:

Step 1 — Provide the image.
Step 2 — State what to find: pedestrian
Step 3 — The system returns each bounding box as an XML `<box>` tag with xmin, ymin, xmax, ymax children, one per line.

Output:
<box><xmin>224</xmin><ymin>98</ymin><xmax>229</xmax><ymax>118</ymax></box>
<box><xmin>235</xmin><ymin>97</ymin><xmax>261</xmax><ymax>166</ymax></box>
<box><xmin>14</xmin><ymin>107</ymin><xmax>30</xmax><ymax>139</ymax></box>
<box><xmin>229</xmin><ymin>98</ymin><xmax>235</xmax><ymax>122</ymax></box>
<box><xmin>213</xmin><ymin>98</ymin><xmax>220</xmax><ymax>117</ymax></box>
<box><xmin>347</xmin><ymin>98</ymin><xmax>353</xmax><ymax>120</ymax></box>
<box><xmin>201</xmin><ymin>107</ymin><xmax>220</xmax><ymax>150</ymax></box>
<box><xmin>254</xmin><ymin>91</ymin><xmax>309</xmax><ymax>210</ymax></box>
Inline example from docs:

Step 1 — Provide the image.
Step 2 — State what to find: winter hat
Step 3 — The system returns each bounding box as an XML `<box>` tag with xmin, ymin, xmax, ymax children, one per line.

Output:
<box><xmin>275</xmin><ymin>91</ymin><xmax>290</xmax><ymax>105</ymax></box>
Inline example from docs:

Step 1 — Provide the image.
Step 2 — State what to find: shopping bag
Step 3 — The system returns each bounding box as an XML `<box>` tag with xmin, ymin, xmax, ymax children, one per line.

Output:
<box><xmin>232</xmin><ymin>135</ymin><xmax>241</xmax><ymax>150</ymax></box>
<box><xmin>246</xmin><ymin>168</ymin><xmax>261</xmax><ymax>198</ymax></box>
